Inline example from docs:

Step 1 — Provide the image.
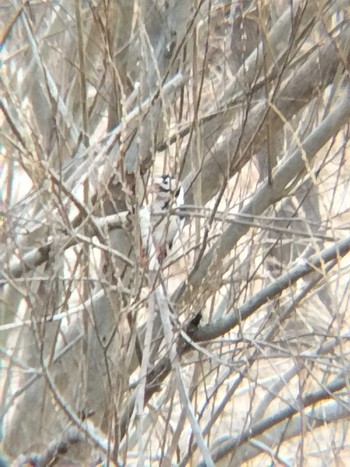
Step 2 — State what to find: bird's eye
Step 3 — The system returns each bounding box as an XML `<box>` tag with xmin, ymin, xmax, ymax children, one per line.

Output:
<box><xmin>161</xmin><ymin>175</ymin><xmax>170</xmax><ymax>185</ymax></box>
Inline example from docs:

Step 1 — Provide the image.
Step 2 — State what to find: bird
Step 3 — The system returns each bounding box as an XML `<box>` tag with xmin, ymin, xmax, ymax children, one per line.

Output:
<box><xmin>146</xmin><ymin>175</ymin><xmax>185</xmax><ymax>264</ymax></box>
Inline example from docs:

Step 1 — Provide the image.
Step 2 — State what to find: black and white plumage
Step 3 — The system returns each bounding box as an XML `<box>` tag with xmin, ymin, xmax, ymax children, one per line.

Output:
<box><xmin>141</xmin><ymin>175</ymin><xmax>184</xmax><ymax>263</ymax></box>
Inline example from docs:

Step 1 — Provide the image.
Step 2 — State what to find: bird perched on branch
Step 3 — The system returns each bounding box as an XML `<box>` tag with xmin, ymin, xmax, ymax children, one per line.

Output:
<box><xmin>142</xmin><ymin>175</ymin><xmax>185</xmax><ymax>264</ymax></box>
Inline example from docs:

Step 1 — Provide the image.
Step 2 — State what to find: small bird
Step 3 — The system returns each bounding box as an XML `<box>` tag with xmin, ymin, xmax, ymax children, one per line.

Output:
<box><xmin>147</xmin><ymin>175</ymin><xmax>185</xmax><ymax>263</ymax></box>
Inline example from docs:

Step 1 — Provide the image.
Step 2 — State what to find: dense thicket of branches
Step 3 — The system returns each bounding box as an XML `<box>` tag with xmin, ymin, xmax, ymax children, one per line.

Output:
<box><xmin>1</xmin><ymin>0</ymin><xmax>350</xmax><ymax>465</ymax></box>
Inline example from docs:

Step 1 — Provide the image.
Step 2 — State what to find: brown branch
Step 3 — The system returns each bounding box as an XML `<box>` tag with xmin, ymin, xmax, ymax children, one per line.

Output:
<box><xmin>117</xmin><ymin>234</ymin><xmax>350</xmax><ymax>440</ymax></box>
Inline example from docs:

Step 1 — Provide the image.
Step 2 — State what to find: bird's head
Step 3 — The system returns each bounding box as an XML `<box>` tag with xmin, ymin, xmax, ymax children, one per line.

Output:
<box><xmin>148</xmin><ymin>175</ymin><xmax>183</xmax><ymax>209</ymax></box>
